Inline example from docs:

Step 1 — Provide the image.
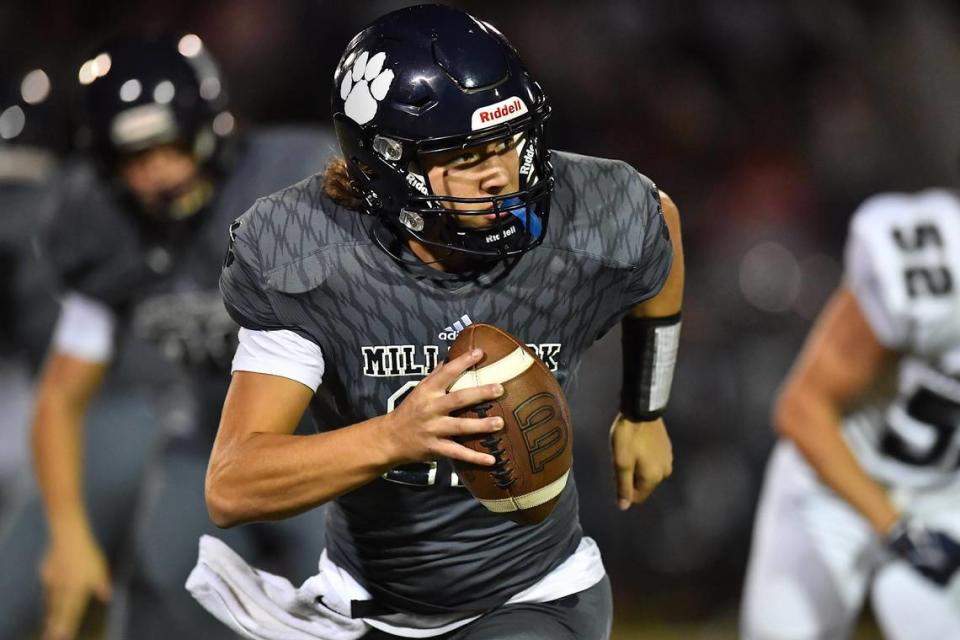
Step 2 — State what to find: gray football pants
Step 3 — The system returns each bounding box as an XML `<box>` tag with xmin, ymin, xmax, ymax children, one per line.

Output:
<box><xmin>363</xmin><ymin>576</ymin><xmax>613</xmax><ymax>640</ymax></box>
<box><xmin>0</xmin><ymin>393</ymin><xmax>326</xmax><ymax>640</ymax></box>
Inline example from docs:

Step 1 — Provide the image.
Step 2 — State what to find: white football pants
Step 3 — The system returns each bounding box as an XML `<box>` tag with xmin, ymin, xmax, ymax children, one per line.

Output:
<box><xmin>740</xmin><ymin>441</ymin><xmax>960</xmax><ymax>640</ymax></box>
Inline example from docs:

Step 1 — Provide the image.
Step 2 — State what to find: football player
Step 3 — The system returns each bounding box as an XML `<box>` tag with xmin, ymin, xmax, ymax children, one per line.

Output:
<box><xmin>0</xmin><ymin>34</ymin><xmax>337</xmax><ymax>640</ymax></box>
<box><xmin>196</xmin><ymin>5</ymin><xmax>684</xmax><ymax>639</ymax></box>
<box><xmin>0</xmin><ymin>66</ymin><xmax>65</xmax><ymax>512</ymax></box>
<box><xmin>741</xmin><ymin>189</ymin><xmax>960</xmax><ymax>639</ymax></box>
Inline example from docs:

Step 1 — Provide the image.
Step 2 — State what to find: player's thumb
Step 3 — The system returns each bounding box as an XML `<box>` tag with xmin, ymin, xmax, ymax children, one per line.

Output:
<box><xmin>616</xmin><ymin>465</ymin><xmax>634</xmax><ymax>511</ymax></box>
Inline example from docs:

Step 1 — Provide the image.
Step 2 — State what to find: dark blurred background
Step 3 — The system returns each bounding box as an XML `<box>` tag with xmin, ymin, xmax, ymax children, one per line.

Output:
<box><xmin>4</xmin><ymin>1</ymin><xmax>960</xmax><ymax>637</ymax></box>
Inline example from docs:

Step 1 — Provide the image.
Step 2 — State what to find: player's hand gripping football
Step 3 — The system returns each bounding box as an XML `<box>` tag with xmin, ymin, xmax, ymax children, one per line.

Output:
<box><xmin>381</xmin><ymin>348</ymin><xmax>504</xmax><ymax>467</ymax></box>
<box><xmin>610</xmin><ymin>414</ymin><xmax>673</xmax><ymax>510</ymax></box>
<box><xmin>39</xmin><ymin>528</ymin><xmax>112</xmax><ymax>640</ymax></box>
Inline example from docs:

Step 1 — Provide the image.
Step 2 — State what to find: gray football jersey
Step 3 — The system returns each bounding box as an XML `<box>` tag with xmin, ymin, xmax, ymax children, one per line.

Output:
<box><xmin>220</xmin><ymin>150</ymin><xmax>672</xmax><ymax>614</ymax></box>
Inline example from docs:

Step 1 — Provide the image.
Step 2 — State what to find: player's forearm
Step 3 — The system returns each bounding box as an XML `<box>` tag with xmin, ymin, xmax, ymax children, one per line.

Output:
<box><xmin>30</xmin><ymin>353</ymin><xmax>109</xmax><ymax>540</ymax></box>
<box><xmin>31</xmin><ymin>394</ymin><xmax>94</xmax><ymax>540</ymax></box>
<box><xmin>775</xmin><ymin>391</ymin><xmax>899</xmax><ymax>535</ymax></box>
<box><xmin>206</xmin><ymin>415</ymin><xmax>395</xmax><ymax>527</ymax></box>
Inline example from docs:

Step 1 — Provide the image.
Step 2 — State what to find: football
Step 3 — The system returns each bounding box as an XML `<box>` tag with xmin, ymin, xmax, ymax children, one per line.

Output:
<box><xmin>447</xmin><ymin>323</ymin><xmax>573</xmax><ymax>525</ymax></box>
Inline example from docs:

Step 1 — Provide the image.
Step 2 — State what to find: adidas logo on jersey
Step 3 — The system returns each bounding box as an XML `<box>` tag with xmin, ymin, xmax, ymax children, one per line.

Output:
<box><xmin>439</xmin><ymin>314</ymin><xmax>473</xmax><ymax>341</ymax></box>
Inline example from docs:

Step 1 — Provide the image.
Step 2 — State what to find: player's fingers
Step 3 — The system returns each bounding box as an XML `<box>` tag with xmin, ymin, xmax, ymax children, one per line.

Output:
<box><xmin>615</xmin><ymin>462</ymin><xmax>634</xmax><ymax>511</ymax></box>
<box><xmin>42</xmin><ymin>586</ymin><xmax>62</xmax><ymax>637</ymax></box>
<box><xmin>434</xmin><ymin>439</ymin><xmax>496</xmax><ymax>466</ymax></box>
<box><xmin>436</xmin><ymin>415</ymin><xmax>503</xmax><ymax>437</ymax></box>
<box><xmin>43</xmin><ymin>587</ymin><xmax>87</xmax><ymax>640</ymax></box>
<box><xmin>432</xmin><ymin>349</ymin><xmax>484</xmax><ymax>389</ymax></box>
<box><xmin>632</xmin><ymin>481</ymin><xmax>657</xmax><ymax>505</ymax></box>
<box><xmin>437</xmin><ymin>383</ymin><xmax>503</xmax><ymax>413</ymax></box>
<box><xmin>632</xmin><ymin>467</ymin><xmax>665</xmax><ymax>505</ymax></box>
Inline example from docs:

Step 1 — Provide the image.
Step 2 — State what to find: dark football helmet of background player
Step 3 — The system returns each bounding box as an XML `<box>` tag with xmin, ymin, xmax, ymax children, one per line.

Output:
<box><xmin>200</xmin><ymin>6</ymin><xmax>684</xmax><ymax>639</ymax></box>
<box><xmin>21</xmin><ymin>34</ymin><xmax>333</xmax><ymax>640</ymax></box>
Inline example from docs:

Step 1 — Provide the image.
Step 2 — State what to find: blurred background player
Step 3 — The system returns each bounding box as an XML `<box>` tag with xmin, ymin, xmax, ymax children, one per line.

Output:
<box><xmin>741</xmin><ymin>188</ymin><xmax>960</xmax><ymax>639</ymax></box>
<box><xmin>0</xmin><ymin>33</ymin><xmax>336</xmax><ymax>640</ymax></box>
<box><xmin>192</xmin><ymin>5</ymin><xmax>682</xmax><ymax>639</ymax></box>
<box><xmin>0</xmin><ymin>66</ymin><xmax>67</xmax><ymax>513</ymax></box>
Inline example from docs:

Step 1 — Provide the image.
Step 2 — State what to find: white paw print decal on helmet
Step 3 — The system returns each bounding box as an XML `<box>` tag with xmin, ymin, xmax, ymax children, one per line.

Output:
<box><xmin>340</xmin><ymin>51</ymin><xmax>395</xmax><ymax>126</ymax></box>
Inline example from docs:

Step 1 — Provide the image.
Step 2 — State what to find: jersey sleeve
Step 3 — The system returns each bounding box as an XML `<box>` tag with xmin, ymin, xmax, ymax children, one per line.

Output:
<box><xmin>844</xmin><ymin>191</ymin><xmax>960</xmax><ymax>353</ymax></box>
<box><xmin>41</xmin><ymin>166</ymin><xmax>143</xmax><ymax>310</ymax></box>
<box><xmin>51</xmin><ymin>292</ymin><xmax>118</xmax><ymax>362</ymax></box>
<box><xmin>232</xmin><ymin>327</ymin><xmax>325</xmax><ymax>391</ymax></box>
<box><xmin>620</xmin><ymin>176</ymin><xmax>673</xmax><ymax>309</ymax></box>
<box><xmin>220</xmin><ymin>204</ymin><xmax>328</xmax><ymax>391</ymax></box>
<box><xmin>844</xmin><ymin>212</ymin><xmax>906</xmax><ymax>349</ymax></box>
<box><xmin>43</xmin><ymin>200</ymin><xmax>109</xmax><ymax>299</ymax></box>
<box><xmin>219</xmin><ymin>207</ymin><xmax>283</xmax><ymax>331</ymax></box>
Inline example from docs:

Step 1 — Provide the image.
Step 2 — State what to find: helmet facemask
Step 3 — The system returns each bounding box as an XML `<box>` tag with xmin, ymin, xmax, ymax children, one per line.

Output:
<box><xmin>341</xmin><ymin>107</ymin><xmax>553</xmax><ymax>261</ymax></box>
<box><xmin>113</xmin><ymin>140</ymin><xmax>215</xmax><ymax>223</ymax></box>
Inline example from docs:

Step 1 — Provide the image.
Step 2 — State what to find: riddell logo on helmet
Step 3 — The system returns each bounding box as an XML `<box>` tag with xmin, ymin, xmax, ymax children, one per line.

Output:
<box><xmin>519</xmin><ymin>144</ymin><xmax>536</xmax><ymax>176</ymax></box>
<box><xmin>406</xmin><ymin>172</ymin><xmax>428</xmax><ymax>195</ymax></box>
<box><xmin>471</xmin><ymin>97</ymin><xmax>528</xmax><ymax>131</ymax></box>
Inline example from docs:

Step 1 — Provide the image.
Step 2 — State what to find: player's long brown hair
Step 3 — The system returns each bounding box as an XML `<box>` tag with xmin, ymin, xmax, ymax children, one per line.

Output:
<box><xmin>322</xmin><ymin>158</ymin><xmax>364</xmax><ymax>210</ymax></box>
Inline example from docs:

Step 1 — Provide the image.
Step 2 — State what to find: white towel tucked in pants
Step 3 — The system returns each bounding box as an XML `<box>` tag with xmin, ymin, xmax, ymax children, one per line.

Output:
<box><xmin>186</xmin><ymin>535</ymin><xmax>368</xmax><ymax>640</ymax></box>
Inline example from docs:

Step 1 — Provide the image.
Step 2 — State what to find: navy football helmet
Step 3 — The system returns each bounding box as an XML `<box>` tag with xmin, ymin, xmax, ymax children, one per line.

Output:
<box><xmin>76</xmin><ymin>33</ymin><xmax>231</xmax><ymax>170</ymax></box>
<box><xmin>332</xmin><ymin>4</ymin><xmax>553</xmax><ymax>259</ymax></box>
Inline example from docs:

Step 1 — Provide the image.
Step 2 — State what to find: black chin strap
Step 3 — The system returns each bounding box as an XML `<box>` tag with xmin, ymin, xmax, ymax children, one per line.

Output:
<box><xmin>363</xmin><ymin>215</ymin><xmax>504</xmax><ymax>282</ymax></box>
<box><xmin>365</xmin><ymin>215</ymin><xmax>446</xmax><ymax>268</ymax></box>
<box><xmin>452</xmin><ymin>216</ymin><xmax>527</xmax><ymax>254</ymax></box>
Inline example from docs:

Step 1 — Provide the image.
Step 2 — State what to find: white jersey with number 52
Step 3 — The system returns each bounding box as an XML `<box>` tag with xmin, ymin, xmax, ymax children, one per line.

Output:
<box><xmin>843</xmin><ymin>189</ymin><xmax>960</xmax><ymax>488</ymax></box>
